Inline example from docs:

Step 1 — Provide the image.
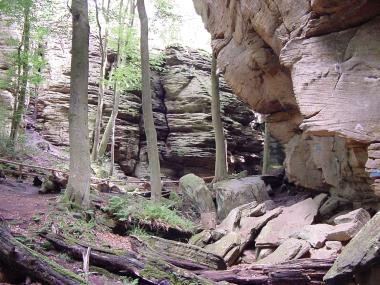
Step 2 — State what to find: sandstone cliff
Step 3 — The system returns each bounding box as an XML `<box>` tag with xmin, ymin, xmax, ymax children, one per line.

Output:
<box><xmin>193</xmin><ymin>0</ymin><xmax>380</xmax><ymax>204</ymax></box>
<box><xmin>33</xmin><ymin>37</ymin><xmax>263</xmax><ymax>179</ymax></box>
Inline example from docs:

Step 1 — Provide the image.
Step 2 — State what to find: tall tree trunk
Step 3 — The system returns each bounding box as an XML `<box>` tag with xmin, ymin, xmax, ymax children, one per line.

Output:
<box><xmin>97</xmin><ymin>0</ymin><xmax>127</xmax><ymax>159</ymax></box>
<box><xmin>137</xmin><ymin>0</ymin><xmax>162</xmax><ymax>202</ymax></box>
<box><xmin>91</xmin><ymin>0</ymin><xmax>111</xmax><ymax>161</ymax></box>
<box><xmin>211</xmin><ymin>52</ymin><xmax>228</xmax><ymax>183</ymax></box>
<box><xmin>262</xmin><ymin>121</ymin><xmax>270</xmax><ymax>175</ymax></box>
<box><xmin>64</xmin><ymin>0</ymin><xmax>91</xmax><ymax>208</ymax></box>
<box><xmin>9</xmin><ymin>44</ymin><xmax>22</xmax><ymax>136</ymax></box>
<box><xmin>10</xmin><ymin>5</ymin><xmax>31</xmax><ymax>143</ymax></box>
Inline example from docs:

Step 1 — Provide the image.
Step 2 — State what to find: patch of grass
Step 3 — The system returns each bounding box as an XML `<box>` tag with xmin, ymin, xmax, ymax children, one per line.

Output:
<box><xmin>168</xmin><ymin>192</ymin><xmax>182</xmax><ymax>208</ymax></box>
<box><xmin>104</xmin><ymin>196</ymin><xmax>194</xmax><ymax>232</ymax></box>
<box><xmin>128</xmin><ymin>227</ymin><xmax>150</xmax><ymax>240</ymax></box>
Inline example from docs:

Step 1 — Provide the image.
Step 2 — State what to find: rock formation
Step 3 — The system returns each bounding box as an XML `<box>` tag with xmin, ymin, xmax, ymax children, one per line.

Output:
<box><xmin>192</xmin><ymin>0</ymin><xmax>380</xmax><ymax>205</ymax></box>
<box><xmin>37</xmin><ymin>42</ymin><xmax>263</xmax><ymax>179</ymax></box>
<box><xmin>0</xmin><ymin>18</ymin><xmax>264</xmax><ymax>179</ymax></box>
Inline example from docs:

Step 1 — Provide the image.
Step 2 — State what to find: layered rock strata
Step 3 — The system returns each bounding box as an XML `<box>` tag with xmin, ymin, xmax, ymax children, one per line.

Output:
<box><xmin>35</xmin><ymin>39</ymin><xmax>263</xmax><ymax>178</ymax></box>
<box><xmin>193</xmin><ymin>0</ymin><xmax>380</xmax><ymax>204</ymax></box>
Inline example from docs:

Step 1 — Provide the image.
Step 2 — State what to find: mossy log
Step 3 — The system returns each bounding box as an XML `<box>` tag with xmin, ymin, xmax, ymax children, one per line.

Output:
<box><xmin>113</xmin><ymin>219</ymin><xmax>193</xmax><ymax>241</ymax></box>
<box><xmin>199</xmin><ymin>258</ymin><xmax>334</xmax><ymax>285</ymax></box>
<box><xmin>43</xmin><ymin>233</ymin><xmax>216</xmax><ymax>285</ymax></box>
<box><xmin>0</xmin><ymin>218</ymin><xmax>85</xmax><ymax>285</ymax></box>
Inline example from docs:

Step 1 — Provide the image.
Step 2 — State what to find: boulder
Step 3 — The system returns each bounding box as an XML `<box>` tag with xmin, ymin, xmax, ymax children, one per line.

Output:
<box><xmin>310</xmin><ymin>246</ymin><xmax>339</xmax><ymax>260</ymax></box>
<box><xmin>215</xmin><ymin>200</ymin><xmax>276</xmax><ymax>235</ymax></box>
<box><xmin>326</xmin><ymin>208</ymin><xmax>371</xmax><ymax>241</ymax></box>
<box><xmin>255</xmin><ymin>198</ymin><xmax>321</xmax><ymax>247</ymax></box>
<box><xmin>204</xmin><ymin>232</ymin><xmax>241</xmax><ymax>260</ymax></box>
<box><xmin>294</xmin><ymin>224</ymin><xmax>334</xmax><ymax>249</ymax></box>
<box><xmin>333</xmin><ymin>208</ymin><xmax>371</xmax><ymax>225</ymax></box>
<box><xmin>179</xmin><ymin>174</ymin><xmax>216</xmax><ymax>229</ymax></box>
<box><xmin>188</xmin><ymin>230</ymin><xmax>212</xmax><ymax>248</ymax></box>
<box><xmin>326</xmin><ymin>222</ymin><xmax>365</xmax><ymax>242</ymax></box>
<box><xmin>214</xmin><ymin>176</ymin><xmax>269</xmax><ymax>219</ymax></box>
<box><xmin>238</xmin><ymin>208</ymin><xmax>283</xmax><ymax>248</ymax></box>
<box><xmin>216</xmin><ymin>201</ymin><xmax>259</xmax><ymax>234</ymax></box>
<box><xmin>224</xmin><ymin>246</ymin><xmax>240</xmax><ymax>266</ymax></box>
<box><xmin>324</xmin><ymin>212</ymin><xmax>380</xmax><ymax>284</ymax></box>
<box><xmin>257</xmin><ymin>238</ymin><xmax>310</xmax><ymax>265</ymax></box>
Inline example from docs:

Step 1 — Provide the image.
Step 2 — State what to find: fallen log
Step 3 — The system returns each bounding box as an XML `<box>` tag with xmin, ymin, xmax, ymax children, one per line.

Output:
<box><xmin>199</xmin><ymin>259</ymin><xmax>335</xmax><ymax>285</ymax></box>
<box><xmin>0</xmin><ymin>217</ymin><xmax>86</xmax><ymax>285</ymax></box>
<box><xmin>43</xmin><ymin>233</ymin><xmax>217</xmax><ymax>285</ymax></box>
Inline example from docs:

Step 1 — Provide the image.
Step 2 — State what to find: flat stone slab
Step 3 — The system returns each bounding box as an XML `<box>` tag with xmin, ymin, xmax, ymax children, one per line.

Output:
<box><xmin>257</xmin><ymin>238</ymin><xmax>311</xmax><ymax>265</ymax></box>
<box><xmin>255</xmin><ymin>198</ymin><xmax>321</xmax><ymax>247</ymax></box>
<box><xmin>333</xmin><ymin>208</ymin><xmax>370</xmax><ymax>225</ymax></box>
<box><xmin>294</xmin><ymin>224</ymin><xmax>334</xmax><ymax>248</ymax></box>
<box><xmin>239</xmin><ymin>208</ymin><xmax>283</xmax><ymax>246</ymax></box>
<box><xmin>326</xmin><ymin>208</ymin><xmax>371</xmax><ymax>242</ymax></box>
<box><xmin>204</xmin><ymin>232</ymin><xmax>241</xmax><ymax>259</ymax></box>
<box><xmin>326</xmin><ymin>222</ymin><xmax>365</xmax><ymax>242</ymax></box>
<box><xmin>324</xmin><ymin>212</ymin><xmax>380</xmax><ymax>284</ymax></box>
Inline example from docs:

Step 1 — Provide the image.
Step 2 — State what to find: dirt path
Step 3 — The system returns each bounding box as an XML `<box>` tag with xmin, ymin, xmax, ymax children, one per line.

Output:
<box><xmin>0</xmin><ymin>179</ymin><xmax>56</xmax><ymax>229</ymax></box>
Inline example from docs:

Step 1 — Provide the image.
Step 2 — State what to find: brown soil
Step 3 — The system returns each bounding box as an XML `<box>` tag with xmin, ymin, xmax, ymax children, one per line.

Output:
<box><xmin>0</xmin><ymin>179</ymin><xmax>131</xmax><ymax>285</ymax></box>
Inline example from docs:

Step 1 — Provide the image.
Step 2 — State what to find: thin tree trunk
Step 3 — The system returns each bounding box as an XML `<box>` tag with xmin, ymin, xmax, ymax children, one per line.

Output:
<box><xmin>262</xmin><ymin>121</ymin><xmax>270</xmax><ymax>175</ymax></box>
<box><xmin>108</xmin><ymin>80</ymin><xmax>120</xmax><ymax>176</ymax></box>
<box><xmin>211</xmin><ymin>52</ymin><xmax>228</xmax><ymax>183</ymax></box>
<box><xmin>64</xmin><ymin>0</ymin><xmax>91</xmax><ymax>209</ymax></box>
<box><xmin>137</xmin><ymin>0</ymin><xmax>162</xmax><ymax>202</ymax></box>
<box><xmin>97</xmin><ymin>0</ymin><xmax>127</xmax><ymax>159</ymax></box>
<box><xmin>10</xmin><ymin>5</ymin><xmax>31</xmax><ymax>143</ymax></box>
<box><xmin>9</xmin><ymin>44</ymin><xmax>22</xmax><ymax>136</ymax></box>
<box><xmin>91</xmin><ymin>0</ymin><xmax>111</xmax><ymax>161</ymax></box>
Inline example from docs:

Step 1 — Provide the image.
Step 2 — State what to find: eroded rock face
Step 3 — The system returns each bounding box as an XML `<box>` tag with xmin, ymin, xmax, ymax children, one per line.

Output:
<box><xmin>34</xmin><ymin>38</ymin><xmax>263</xmax><ymax>178</ymax></box>
<box><xmin>193</xmin><ymin>0</ymin><xmax>380</xmax><ymax>204</ymax></box>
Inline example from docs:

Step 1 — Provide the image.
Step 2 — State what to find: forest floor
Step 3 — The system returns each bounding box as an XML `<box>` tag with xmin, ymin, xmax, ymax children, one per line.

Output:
<box><xmin>0</xmin><ymin>178</ymin><xmax>140</xmax><ymax>285</ymax></box>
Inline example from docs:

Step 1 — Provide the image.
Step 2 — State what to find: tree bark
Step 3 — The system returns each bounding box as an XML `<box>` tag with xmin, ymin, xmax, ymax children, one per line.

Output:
<box><xmin>64</xmin><ymin>0</ymin><xmax>91</xmax><ymax>208</ymax></box>
<box><xmin>10</xmin><ymin>4</ymin><xmax>31</xmax><ymax>144</ymax></box>
<box><xmin>211</xmin><ymin>52</ymin><xmax>228</xmax><ymax>183</ymax></box>
<box><xmin>44</xmin><ymin>233</ymin><xmax>215</xmax><ymax>285</ymax></box>
<box><xmin>91</xmin><ymin>0</ymin><xmax>111</xmax><ymax>161</ymax></box>
<box><xmin>137</xmin><ymin>0</ymin><xmax>162</xmax><ymax>202</ymax></box>
<box><xmin>0</xmin><ymin>218</ymin><xmax>85</xmax><ymax>285</ymax></box>
<box><xmin>262</xmin><ymin>121</ymin><xmax>270</xmax><ymax>175</ymax></box>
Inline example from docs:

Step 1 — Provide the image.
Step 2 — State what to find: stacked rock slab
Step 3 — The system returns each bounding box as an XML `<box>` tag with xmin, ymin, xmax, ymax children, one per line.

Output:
<box><xmin>192</xmin><ymin>0</ymin><xmax>380</xmax><ymax>205</ymax></box>
<box><xmin>324</xmin><ymin>212</ymin><xmax>380</xmax><ymax>284</ymax></box>
<box><xmin>34</xmin><ymin>39</ymin><xmax>263</xmax><ymax>179</ymax></box>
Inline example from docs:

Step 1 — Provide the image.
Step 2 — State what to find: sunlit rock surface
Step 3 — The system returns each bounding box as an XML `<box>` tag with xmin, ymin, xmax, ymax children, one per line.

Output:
<box><xmin>193</xmin><ymin>0</ymin><xmax>380</xmax><ymax>204</ymax></box>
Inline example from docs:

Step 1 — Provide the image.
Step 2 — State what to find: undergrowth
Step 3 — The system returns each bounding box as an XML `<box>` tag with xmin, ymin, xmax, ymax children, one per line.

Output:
<box><xmin>104</xmin><ymin>196</ymin><xmax>194</xmax><ymax>232</ymax></box>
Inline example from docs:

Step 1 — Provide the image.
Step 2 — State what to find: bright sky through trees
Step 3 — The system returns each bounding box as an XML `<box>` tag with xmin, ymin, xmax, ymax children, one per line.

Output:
<box><xmin>147</xmin><ymin>0</ymin><xmax>210</xmax><ymax>51</ymax></box>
